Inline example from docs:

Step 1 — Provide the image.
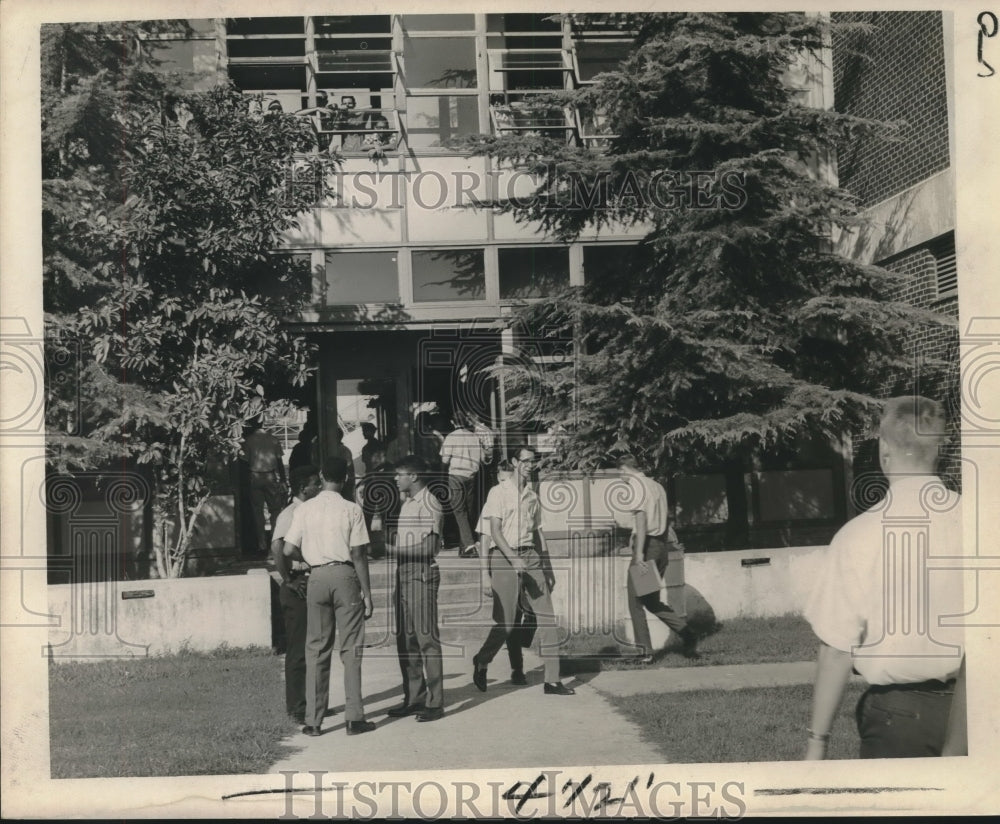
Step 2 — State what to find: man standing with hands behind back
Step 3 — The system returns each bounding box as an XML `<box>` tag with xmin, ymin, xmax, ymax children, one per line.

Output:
<box><xmin>386</xmin><ymin>455</ymin><xmax>446</xmax><ymax>722</ymax></box>
<box><xmin>281</xmin><ymin>456</ymin><xmax>376</xmax><ymax>737</ymax></box>
<box><xmin>272</xmin><ymin>464</ymin><xmax>322</xmax><ymax>724</ymax></box>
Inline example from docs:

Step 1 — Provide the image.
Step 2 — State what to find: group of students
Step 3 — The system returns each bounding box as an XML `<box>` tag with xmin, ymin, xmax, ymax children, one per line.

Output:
<box><xmin>267</xmin><ymin>394</ymin><xmax>966</xmax><ymax>758</ymax></box>
<box><xmin>270</xmin><ymin>443</ymin><xmax>579</xmax><ymax>736</ymax></box>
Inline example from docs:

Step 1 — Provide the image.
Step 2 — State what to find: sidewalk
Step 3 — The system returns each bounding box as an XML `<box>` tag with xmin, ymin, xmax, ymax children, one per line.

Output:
<box><xmin>269</xmin><ymin>650</ymin><xmax>832</xmax><ymax>773</ymax></box>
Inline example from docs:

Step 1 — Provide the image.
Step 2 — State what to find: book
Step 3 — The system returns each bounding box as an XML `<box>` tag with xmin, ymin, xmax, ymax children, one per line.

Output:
<box><xmin>629</xmin><ymin>562</ymin><xmax>663</xmax><ymax>597</ymax></box>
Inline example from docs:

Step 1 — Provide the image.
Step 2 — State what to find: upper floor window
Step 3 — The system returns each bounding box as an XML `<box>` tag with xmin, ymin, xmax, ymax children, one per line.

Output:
<box><xmin>499</xmin><ymin>246</ymin><xmax>570</xmax><ymax>299</ymax></box>
<box><xmin>412</xmin><ymin>248</ymin><xmax>486</xmax><ymax>302</ymax></box>
<box><xmin>325</xmin><ymin>250</ymin><xmax>400</xmax><ymax>304</ymax></box>
<box><xmin>402</xmin><ymin>37</ymin><xmax>478</xmax><ymax>89</ymax></box>
<box><xmin>401</xmin><ymin>14</ymin><xmax>476</xmax><ymax>33</ymax></box>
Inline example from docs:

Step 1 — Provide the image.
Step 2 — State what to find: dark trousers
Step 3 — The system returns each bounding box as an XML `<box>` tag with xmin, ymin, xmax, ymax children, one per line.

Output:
<box><xmin>505</xmin><ymin>602</ymin><xmax>536</xmax><ymax>672</ymax></box>
<box><xmin>446</xmin><ymin>474</ymin><xmax>476</xmax><ymax>548</ymax></box>
<box><xmin>279</xmin><ymin>579</ymin><xmax>308</xmax><ymax>717</ymax></box>
<box><xmin>249</xmin><ymin>470</ymin><xmax>285</xmax><ymax>554</ymax></box>
<box><xmin>856</xmin><ymin>681</ymin><xmax>955</xmax><ymax>758</ymax></box>
<box><xmin>476</xmin><ymin>548</ymin><xmax>561</xmax><ymax>682</ymax></box>
<box><xmin>394</xmin><ymin>562</ymin><xmax>444</xmax><ymax>709</ymax></box>
<box><xmin>305</xmin><ymin>563</ymin><xmax>366</xmax><ymax>726</ymax></box>
<box><xmin>627</xmin><ymin>534</ymin><xmax>688</xmax><ymax>655</ymax></box>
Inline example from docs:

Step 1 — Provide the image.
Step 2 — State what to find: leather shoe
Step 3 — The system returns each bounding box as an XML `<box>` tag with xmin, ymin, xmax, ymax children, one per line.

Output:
<box><xmin>415</xmin><ymin>707</ymin><xmax>445</xmax><ymax>723</ymax></box>
<box><xmin>472</xmin><ymin>656</ymin><xmax>488</xmax><ymax>692</ymax></box>
<box><xmin>386</xmin><ymin>702</ymin><xmax>425</xmax><ymax>717</ymax></box>
<box><xmin>543</xmin><ymin>682</ymin><xmax>576</xmax><ymax>696</ymax></box>
<box><xmin>346</xmin><ymin>720</ymin><xmax>376</xmax><ymax>736</ymax></box>
<box><xmin>301</xmin><ymin>725</ymin><xmax>322</xmax><ymax>736</ymax></box>
<box><xmin>510</xmin><ymin>670</ymin><xmax>527</xmax><ymax>686</ymax></box>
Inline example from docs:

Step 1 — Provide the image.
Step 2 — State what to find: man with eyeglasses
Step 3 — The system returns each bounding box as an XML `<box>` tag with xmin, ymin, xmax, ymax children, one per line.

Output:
<box><xmin>472</xmin><ymin>446</ymin><xmax>576</xmax><ymax>696</ymax></box>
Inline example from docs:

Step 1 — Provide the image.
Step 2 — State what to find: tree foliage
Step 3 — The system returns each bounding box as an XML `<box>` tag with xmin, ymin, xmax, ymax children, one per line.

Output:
<box><xmin>465</xmin><ymin>12</ymin><xmax>955</xmax><ymax>473</ymax></box>
<box><xmin>42</xmin><ymin>22</ymin><xmax>337</xmax><ymax>576</ymax></box>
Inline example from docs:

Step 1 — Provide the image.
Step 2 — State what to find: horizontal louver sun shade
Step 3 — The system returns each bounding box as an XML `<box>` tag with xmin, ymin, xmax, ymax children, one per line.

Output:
<box><xmin>931</xmin><ymin>234</ymin><xmax>957</xmax><ymax>297</ymax></box>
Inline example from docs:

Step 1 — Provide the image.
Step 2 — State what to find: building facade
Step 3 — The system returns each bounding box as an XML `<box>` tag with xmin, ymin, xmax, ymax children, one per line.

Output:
<box><xmin>102</xmin><ymin>11</ymin><xmax>958</xmax><ymax>567</ymax></box>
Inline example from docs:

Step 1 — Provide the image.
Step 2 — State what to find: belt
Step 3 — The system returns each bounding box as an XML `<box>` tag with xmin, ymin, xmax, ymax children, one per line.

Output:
<box><xmin>515</xmin><ymin>545</ymin><xmax>536</xmax><ymax>553</ymax></box>
<box><xmin>311</xmin><ymin>560</ymin><xmax>354</xmax><ymax>568</ymax></box>
<box><xmin>868</xmin><ymin>678</ymin><xmax>956</xmax><ymax>695</ymax></box>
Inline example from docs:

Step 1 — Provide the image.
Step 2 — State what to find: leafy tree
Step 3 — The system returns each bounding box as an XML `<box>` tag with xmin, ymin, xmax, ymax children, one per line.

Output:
<box><xmin>465</xmin><ymin>12</ymin><xmax>955</xmax><ymax>475</ymax></box>
<box><xmin>43</xmin><ymin>22</ymin><xmax>337</xmax><ymax>576</ymax></box>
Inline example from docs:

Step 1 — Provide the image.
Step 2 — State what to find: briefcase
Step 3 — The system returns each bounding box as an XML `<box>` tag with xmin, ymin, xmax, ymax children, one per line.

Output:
<box><xmin>629</xmin><ymin>562</ymin><xmax>663</xmax><ymax>597</ymax></box>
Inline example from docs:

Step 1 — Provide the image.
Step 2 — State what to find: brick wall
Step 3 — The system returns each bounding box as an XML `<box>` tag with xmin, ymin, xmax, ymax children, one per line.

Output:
<box><xmin>850</xmin><ymin>240</ymin><xmax>962</xmax><ymax>492</ymax></box>
<box><xmin>832</xmin><ymin>11</ymin><xmax>949</xmax><ymax>207</ymax></box>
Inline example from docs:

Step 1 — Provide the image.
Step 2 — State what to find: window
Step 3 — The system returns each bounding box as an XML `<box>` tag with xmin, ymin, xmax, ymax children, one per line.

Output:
<box><xmin>315</xmin><ymin>15</ymin><xmax>392</xmax><ymax>35</ymax></box>
<box><xmin>488</xmin><ymin>48</ymin><xmax>569</xmax><ymax>92</ymax></box>
<box><xmin>582</xmin><ymin>244</ymin><xmax>640</xmax><ymax>283</ymax></box>
<box><xmin>930</xmin><ymin>232</ymin><xmax>958</xmax><ymax>298</ymax></box>
<box><xmin>411</xmin><ymin>249</ymin><xmax>486</xmax><ymax>302</ymax></box>
<box><xmin>402</xmin><ymin>14</ymin><xmax>475</xmax><ymax>32</ymax></box>
<box><xmin>490</xmin><ymin>95</ymin><xmax>571</xmax><ymax>137</ymax></box>
<box><xmin>572</xmin><ymin>39</ymin><xmax>631</xmax><ymax>83</ymax></box>
<box><xmin>575</xmin><ymin>104</ymin><xmax>616</xmax><ymax>148</ymax></box>
<box><xmin>498</xmin><ymin>247</ymin><xmax>570</xmax><ymax>299</ymax></box>
<box><xmin>487</xmin><ymin>14</ymin><xmax>563</xmax><ymax>33</ymax></box>
<box><xmin>403</xmin><ymin>37</ymin><xmax>478</xmax><ymax>88</ymax></box>
<box><xmin>407</xmin><ymin>96</ymin><xmax>480</xmax><ymax>149</ymax></box>
<box><xmin>325</xmin><ymin>251</ymin><xmax>399</xmax><ymax>304</ymax></box>
<box><xmin>227</xmin><ymin>17</ymin><xmax>303</xmax><ymax>35</ymax></box>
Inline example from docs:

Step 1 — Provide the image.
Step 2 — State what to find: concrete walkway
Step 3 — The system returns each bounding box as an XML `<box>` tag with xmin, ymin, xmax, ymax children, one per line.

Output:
<box><xmin>269</xmin><ymin>652</ymin><xmax>832</xmax><ymax>773</ymax></box>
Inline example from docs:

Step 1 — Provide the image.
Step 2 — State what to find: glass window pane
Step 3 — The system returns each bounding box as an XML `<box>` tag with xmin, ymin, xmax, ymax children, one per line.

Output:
<box><xmin>325</xmin><ymin>251</ymin><xmax>399</xmax><ymax>304</ymax></box>
<box><xmin>402</xmin><ymin>14</ymin><xmax>475</xmax><ymax>32</ymax></box>
<box><xmin>499</xmin><ymin>247</ymin><xmax>570</xmax><ymax>299</ymax></box>
<box><xmin>412</xmin><ymin>249</ymin><xmax>485</xmax><ymax>302</ymax></box>
<box><xmin>403</xmin><ymin>37</ymin><xmax>477</xmax><ymax>88</ymax></box>
<box><xmin>227</xmin><ymin>18</ymin><xmax>303</xmax><ymax>35</ymax></box>
<box><xmin>582</xmin><ymin>244</ymin><xmax>639</xmax><ymax>283</ymax></box>
<box><xmin>315</xmin><ymin>15</ymin><xmax>392</xmax><ymax>35</ymax></box>
<box><xmin>575</xmin><ymin>40</ymin><xmax>631</xmax><ymax>81</ymax></box>
<box><xmin>407</xmin><ymin>96</ymin><xmax>480</xmax><ymax>148</ymax></box>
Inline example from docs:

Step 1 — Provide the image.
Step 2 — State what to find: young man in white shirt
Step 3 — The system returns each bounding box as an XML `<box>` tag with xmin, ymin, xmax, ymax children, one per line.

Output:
<box><xmin>386</xmin><ymin>455</ymin><xmax>447</xmax><ymax>722</ymax></box>
<box><xmin>282</xmin><ymin>456</ymin><xmax>375</xmax><ymax>737</ymax></box>
<box><xmin>804</xmin><ymin>396</ymin><xmax>964</xmax><ymax>759</ymax></box>
<box><xmin>472</xmin><ymin>446</ymin><xmax>575</xmax><ymax>696</ymax></box>
<box><xmin>440</xmin><ymin>411</ymin><xmax>485</xmax><ymax>557</ymax></box>
<box><xmin>617</xmin><ymin>453</ymin><xmax>700</xmax><ymax>661</ymax></box>
<box><xmin>272</xmin><ymin>464</ymin><xmax>322</xmax><ymax>724</ymax></box>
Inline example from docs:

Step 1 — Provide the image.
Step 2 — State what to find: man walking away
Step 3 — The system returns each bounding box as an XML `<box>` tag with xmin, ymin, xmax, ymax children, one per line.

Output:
<box><xmin>617</xmin><ymin>453</ymin><xmax>700</xmax><ymax>662</ymax></box>
<box><xmin>804</xmin><ymin>396</ymin><xmax>964</xmax><ymax>759</ymax></box>
<box><xmin>272</xmin><ymin>464</ymin><xmax>322</xmax><ymax>724</ymax></box>
<box><xmin>282</xmin><ymin>457</ymin><xmax>375</xmax><ymax>737</ymax></box>
<box><xmin>386</xmin><ymin>456</ymin><xmax>446</xmax><ymax>722</ymax></box>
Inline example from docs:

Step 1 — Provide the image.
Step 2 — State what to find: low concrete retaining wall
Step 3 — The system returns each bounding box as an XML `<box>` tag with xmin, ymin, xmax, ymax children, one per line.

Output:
<box><xmin>549</xmin><ymin>545</ymin><xmax>828</xmax><ymax>651</ymax></box>
<box><xmin>46</xmin><ymin>570</ymin><xmax>272</xmax><ymax>661</ymax></box>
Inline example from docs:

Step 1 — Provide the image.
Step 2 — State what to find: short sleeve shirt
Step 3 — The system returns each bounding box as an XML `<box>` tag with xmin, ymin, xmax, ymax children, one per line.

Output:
<box><xmin>440</xmin><ymin>428</ymin><xmax>484</xmax><ymax>478</ymax></box>
<box><xmin>396</xmin><ymin>485</ymin><xmax>444</xmax><ymax>549</ymax></box>
<box><xmin>284</xmin><ymin>489</ymin><xmax>369</xmax><ymax>566</ymax></box>
<box><xmin>804</xmin><ymin>475</ymin><xmax>964</xmax><ymax>685</ymax></box>
<box><xmin>480</xmin><ymin>478</ymin><xmax>540</xmax><ymax>548</ymax></box>
<box><xmin>273</xmin><ymin>498</ymin><xmax>308</xmax><ymax>571</ymax></box>
<box><xmin>624</xmin><ymin>471</ymin><xmax>675</xmax><ymax>541</ymax></box>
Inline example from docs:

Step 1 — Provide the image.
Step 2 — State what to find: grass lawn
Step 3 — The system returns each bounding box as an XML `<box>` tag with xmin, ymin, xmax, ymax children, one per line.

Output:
<box><xmin>49</xmin><ymin>646</ymin><xmax>297</xmax><ymax>777</ymax></box>
<box><xmin>561</xmin><ymin>614</ymin><xmax>822</xmax><ymax>673</ymax></box>
<box><xmin>608</xmin><ymin>682</ymin><xmax>867</xmax><ymax>763</ymax></box>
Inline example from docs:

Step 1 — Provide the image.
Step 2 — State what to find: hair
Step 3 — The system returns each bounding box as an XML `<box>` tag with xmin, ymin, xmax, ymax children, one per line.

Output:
<box><xmin>615</xmin><ymin>453</ymin><xmax>639</xmax><ymax>469</ymax></box>
<box><xmin>509</xmin><ymin>444</ymin><xmax>535</xmax><ymax>462</ymax></box>
<box><xmin>289</xmin><ymin>464</ymin><xmax>319</xmax><ymax>495</ymax></box>
<box><xmin>321</xmin><ymin>456</ymin><xmax>349</xmax><ymax>484</ymax></box>
<box><xmin>496</xmin><ymin>459</ymin><xmax>514</xmax><ymax>474</ymax></box>
<box><xmin>335</xmin><ymin>426</ymin><xmax>344</xmax><ymax>440</ymax></box>
<box><xmin>395</xmin><ymin>454</ymin><xmax>428</xmax><ymax>476</ymax></box>
<box><xmin>879</xmin><ymin>396</ymin><xmax>947</xmax><ymax>466</ymax></box>
<box><xmin>341</xmin><ymin>95</ymin><xmax>356</xmax><ymax>105</ymax></box>
<box><xmin>360</xmin><ymin>422</ymin><xmax>376</xmax><ymax>437</ymax></box>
